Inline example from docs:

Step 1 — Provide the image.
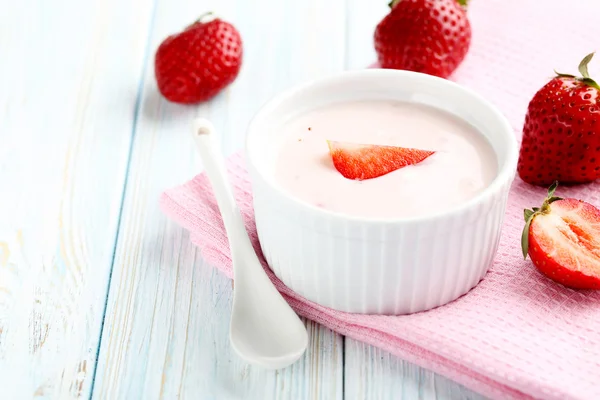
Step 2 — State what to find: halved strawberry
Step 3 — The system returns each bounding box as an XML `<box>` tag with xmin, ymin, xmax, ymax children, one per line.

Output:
<box><xmin>522</xmin><ymin>182</ymin><xmax>600</xmax><ymax>289</ymax></box>
<box><xmin>327</xmin><ymin>141</ymin><xmax>434</xmax><ymax>180</ymax></box>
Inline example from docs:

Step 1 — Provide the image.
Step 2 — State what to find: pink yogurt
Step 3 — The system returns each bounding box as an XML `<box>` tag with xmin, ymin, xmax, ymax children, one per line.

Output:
<box><xmin>274</xmin><ymin>100</ymin><xmax>498</xmax><ymax>218</ymax></box>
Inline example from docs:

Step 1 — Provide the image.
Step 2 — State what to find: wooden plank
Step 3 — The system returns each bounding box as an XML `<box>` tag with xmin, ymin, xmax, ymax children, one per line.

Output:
<box><xmin>344</xmin><ymin>0</ymin><xmax>389</xmax><ymax>69</ymax></box>
<box><xmin>344</xmin><ymin>341</ymin><xmax>486</xmax><ymax>400</ymax></box>
<box><xmin>0</xmin><ymin>0</ymin><xmax>154</xmax><ymax>398</ymax></box>
<box><xmin>342</xmin><ymin>1</ymin><xmax>488</xmax><ymax>398</ymax></box>
<box><xmin>92</xmin><ymin>0</ymin><xmax>346</xmax><ymax>398</ymax></box>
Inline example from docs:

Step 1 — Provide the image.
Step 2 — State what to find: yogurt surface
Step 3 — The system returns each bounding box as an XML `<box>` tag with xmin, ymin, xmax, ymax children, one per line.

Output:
<box><xmin>274</xmin><ymin>100</ymin><xmax>498</xmax><ymax>218</ymax></box>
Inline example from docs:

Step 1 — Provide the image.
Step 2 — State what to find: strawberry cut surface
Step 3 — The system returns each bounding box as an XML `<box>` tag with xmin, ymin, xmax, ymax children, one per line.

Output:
<box><xmin>528</xmin><ymin>198</ymin><xmax>600</xmax><ymax>289</ymax></box>
<box><xmin>327</xmin><ymin>141</ymin><xmax>434</xmax><ymax>180</ymax></box>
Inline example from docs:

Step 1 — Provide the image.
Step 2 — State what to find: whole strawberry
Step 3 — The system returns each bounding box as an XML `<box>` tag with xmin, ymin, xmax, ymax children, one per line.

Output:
<box><xmin>374</xmin><ymin>0</ymin><xmax>471</xmax><ymax>78</ymax></box>
<box><xmin>518</xmin><ymin>53</ymin><xmax>600</xmax><ymax>186</ymax></box>
<box><xmin>154</xmin><ymin>13</ymin><xmax>242</xmax><ymax>104</ymax></box>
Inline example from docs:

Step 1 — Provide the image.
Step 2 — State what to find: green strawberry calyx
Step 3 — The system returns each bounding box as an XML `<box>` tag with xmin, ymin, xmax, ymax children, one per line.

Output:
<box><xmin>521</xmin><ymin>181</ymin><xmax>562</xmax><ymax>259</ymax></box>
<box><xmin>554</xmin><ymin>52</ymin><xmax>600</xmax><ymax>91</ymax></box>
<box><xmin>389</xmin><ymin>0</ymin><xmax>468</xmax><ymax>8</ymax></box>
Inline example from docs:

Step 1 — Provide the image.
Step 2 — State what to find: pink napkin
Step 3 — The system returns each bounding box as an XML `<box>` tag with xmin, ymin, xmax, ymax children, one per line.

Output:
<box><xmin>160</xmin><ymin>1</ymin><xmax>600</xmax><ymax>399</ymax></box>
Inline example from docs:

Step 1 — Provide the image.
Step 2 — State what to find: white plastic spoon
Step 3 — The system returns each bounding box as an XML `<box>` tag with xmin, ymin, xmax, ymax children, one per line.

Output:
<box><xmin>191</xmin><ymin>118</ymin><xmax>308</xmax><ymax>370</ymax></box>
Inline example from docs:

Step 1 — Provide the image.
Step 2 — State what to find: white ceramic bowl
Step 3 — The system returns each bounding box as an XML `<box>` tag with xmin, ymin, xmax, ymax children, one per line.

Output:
<box><xmin>245</xmin><ymin>69</ymin><xmax>518</xmax><ymax>315</ymax></box>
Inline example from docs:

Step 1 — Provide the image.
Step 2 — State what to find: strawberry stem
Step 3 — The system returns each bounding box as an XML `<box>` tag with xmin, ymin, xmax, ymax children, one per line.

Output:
<box><xmin>555</xmin><ymin>52</ymin><xmax>600</xmax><ymax>91</ymax></box>
<box><xmin>186</xmin><ymin>11</ymin><xmax>216</xmax><ymax>29</ymax></box>
<box><xmin>579</xmin><ymin>53</ymin><xmax>600</xmax><ymax>90</ymax></box>
<box><xmin>390</xmin><ymin>0</ymin><xmax>468</xmax><ymax>9</ymax></box>
<box><xmin>521</xmin><ymin>181</ymin><xmax>562</xmax><ymax>259</ymax></box>
<box><xmin>197</xmin><ymin>11</ymin><xmax>215</xmax><ymax>22</ymax></box>
<box><xmin>578</xmin><ymin>52</ymin><xmax>594</xmax><ymax>79</ymax></box>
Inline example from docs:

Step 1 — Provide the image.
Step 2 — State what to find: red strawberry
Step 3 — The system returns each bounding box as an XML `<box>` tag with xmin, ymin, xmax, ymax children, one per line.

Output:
<box><xmin>522</xmin><ymin>182</ymin><xmax>600</xmax><ymax>289</ymax></box>
<box><xmin>154</xmin><ymin>13</ymin><xmax>242</xmax><ymax>104</ymax></box>
<box><xmin>374</xmin><ymin>0</ymin><xmax>471</xmax><ymax>78</ymax></box>
<box><xmin>518</xmin><ymin>53</ymin><xmax>600</xmax><ymax>186</ymax></box>
<box><xmin>327</xmin><ymin>140</ymin><xmax>434</xmax><ymax>180</ymax></box>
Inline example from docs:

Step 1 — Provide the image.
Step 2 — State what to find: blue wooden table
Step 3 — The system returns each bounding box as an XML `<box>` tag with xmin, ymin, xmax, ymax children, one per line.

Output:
<box><xmin>0</xmin><ymin>0</ymin><xmax>485</xmax><ymax>398</ymax></box>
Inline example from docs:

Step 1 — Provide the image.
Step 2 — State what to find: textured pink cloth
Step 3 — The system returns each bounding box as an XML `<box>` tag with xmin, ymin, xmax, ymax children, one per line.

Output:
<box><xmin>160</xmin><ymin>1</ymin><xmax>600</xmax><ymax>399</ymax></box>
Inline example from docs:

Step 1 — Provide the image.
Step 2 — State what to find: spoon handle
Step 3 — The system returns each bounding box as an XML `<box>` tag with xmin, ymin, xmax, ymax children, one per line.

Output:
<box><xmin>191</xmin><ymin>118</ymin><xmax>251</xmax><ymax>264</ymax></box>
